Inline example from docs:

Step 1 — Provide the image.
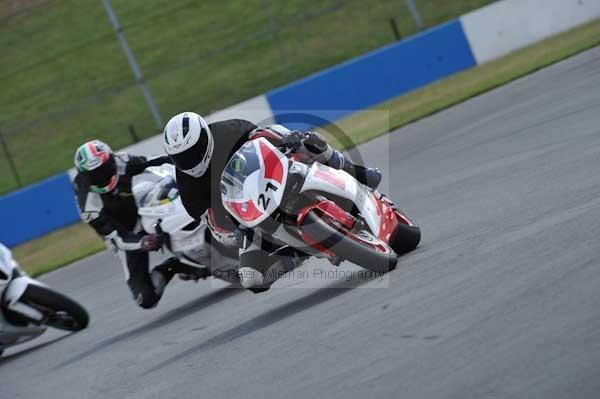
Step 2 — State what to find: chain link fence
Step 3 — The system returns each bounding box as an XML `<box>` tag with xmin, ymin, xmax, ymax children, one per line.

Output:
<box><xmin>0</xmin><ymin>0</ymin><xmax>497</xmax><ymax>193</ymax></box>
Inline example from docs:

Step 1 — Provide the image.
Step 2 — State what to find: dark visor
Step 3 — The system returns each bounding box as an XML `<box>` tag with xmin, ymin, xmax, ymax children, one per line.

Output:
<box><xmin>171</xmin><ymin>128</ymin><xmax>209</xmax><ymax>171</ymax></box>
<box><xmin>87</xmin><ymin>156</ymin><xmax>116</xmax><ymax>187</ymax></box>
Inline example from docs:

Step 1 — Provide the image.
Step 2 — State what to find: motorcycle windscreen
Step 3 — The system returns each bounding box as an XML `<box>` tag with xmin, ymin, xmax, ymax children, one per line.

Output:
<box><xmin>141</xmin><ymin>175</ymin><xmax>179</xmax><ymax>208</ymax></box>
<box><xmin>221</xmin><ymin>138</ymin><xmax>288</xmax><ymax>227</ymax></box>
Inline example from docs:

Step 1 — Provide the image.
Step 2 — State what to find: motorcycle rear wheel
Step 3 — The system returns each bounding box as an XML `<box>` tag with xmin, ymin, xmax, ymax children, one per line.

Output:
<box><xmin>20</xmin><ymin>285</ymin><xmax>89</xmax><ymax>331</ymax></box>
<box><xmin>301</xmin><ymin>210</ymin><xmax>398</xmax><ymax>273</ymax></box>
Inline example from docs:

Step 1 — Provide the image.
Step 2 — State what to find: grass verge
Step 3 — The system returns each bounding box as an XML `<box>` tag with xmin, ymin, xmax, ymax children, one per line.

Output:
<box><xmin>13</xmin><ymin>18</ymin><xmax>600</xmax><ymax>276</ymax></box>
<box><xmin>0</xmin><ymin>0</ymin><xmax>495</xmax><ymax>193</ymax></box>
<box><xmin>323</xmin><ymin>18</ymin><xmax>600</xmax><ymax>148</ymax></box>
<box><xmin>14</xmin><ymin>222</ymin><xmax>104</xmax><ymax>277</ymax></box>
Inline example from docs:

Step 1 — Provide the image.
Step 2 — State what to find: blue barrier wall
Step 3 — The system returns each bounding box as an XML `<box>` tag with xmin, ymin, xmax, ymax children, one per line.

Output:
<box><xmin>0</xmin><ymin>172</ymin><xmax>80</xmax><ymax>247</ymax></box>
<box><xmin>266</xmin><ymin>20</ymin><xmax>476</xmax><ymax>126</ymax></box>
<box><xmin>0</xmin><ymin>19</ymin><xmax>477</xmax><ymax>247</ymax></box>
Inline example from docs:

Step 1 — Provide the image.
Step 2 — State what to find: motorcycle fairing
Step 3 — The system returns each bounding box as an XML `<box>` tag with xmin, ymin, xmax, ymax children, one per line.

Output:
<box><xmin>222</xmin><ymin>138</ymin><xmax>289</xmax><ymax>228</ymax></box>
<box><xmin>139</xmin><ymin>197</ymin><xmax>195</xmax><ymax>233</ymax></box>
<box><xmin>138</xmin><ymin>197</ymin><xmax>211</xmax><ymax>254</ymax></box>
<box><xmin>3</xmin><ymin>276</ymin><xmax>46</xmax><ymax>322</ymax></box>
<box><xmin>300</xmin><ymin>163</ymin><xmax>382</xmax><ymax>236</ymax></box>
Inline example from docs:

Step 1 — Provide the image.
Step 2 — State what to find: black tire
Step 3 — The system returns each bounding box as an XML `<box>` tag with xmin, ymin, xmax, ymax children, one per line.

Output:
<box><xmin>20</xmin><ymin>285</ymin><xmax>89</xmax><ymax>331</ymax></box>
<box><xmin>301</xmin><ymin>211</ymin><xmax>398</xmax><ymax>273</ymax></box>
<box><xmin>389</xmin><ymin>223</ymin><xmax>421</xmax><ymax>255</ymax></box>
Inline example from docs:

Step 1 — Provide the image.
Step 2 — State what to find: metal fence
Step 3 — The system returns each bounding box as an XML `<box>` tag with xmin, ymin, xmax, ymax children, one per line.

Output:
<box><xmin>0</xmin><ymin>0</ymin><xmax>497</xmax><ymax>193</ymax></box>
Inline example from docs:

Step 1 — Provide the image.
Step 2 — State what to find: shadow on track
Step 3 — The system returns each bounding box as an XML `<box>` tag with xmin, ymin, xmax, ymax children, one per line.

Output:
<box><xmin>58</xmin><ymin>285</ymin><xmax>245</xmax><ymax>368</ymax></box>
<box><xmin>0</xmin><ymin>332</ymin><xmax>75</xmax><ymax>366</ymax></box>
<box><xmin>142</xmin><ymin>273</ymin><xmax>378</xmax><ymax>376</ymax></box>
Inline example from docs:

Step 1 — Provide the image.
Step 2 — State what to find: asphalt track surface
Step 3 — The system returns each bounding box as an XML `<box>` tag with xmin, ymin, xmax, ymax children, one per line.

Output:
<box><xmin>3</xmin><ymin>47</ymin><xmax>600</xmax><ymax>399</ymax></box>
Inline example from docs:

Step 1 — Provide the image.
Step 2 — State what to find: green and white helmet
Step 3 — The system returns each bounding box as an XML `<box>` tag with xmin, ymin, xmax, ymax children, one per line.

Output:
<box><xmin>74</xmin><ymin>140</ymin><xmax>118</xmax><ymax>193</ymax></box>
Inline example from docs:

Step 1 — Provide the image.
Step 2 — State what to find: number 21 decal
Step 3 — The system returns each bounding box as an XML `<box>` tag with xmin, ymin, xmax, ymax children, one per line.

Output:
<box><xmin>257</xmin><ymin>182</ymin><xmax>278</xmax><ymax>210</ymax></box>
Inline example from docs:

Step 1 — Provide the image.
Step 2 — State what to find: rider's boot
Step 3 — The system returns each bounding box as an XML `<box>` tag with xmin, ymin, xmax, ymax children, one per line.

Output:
<box><xmin>238</xmin><ymin>240</ymin><xmax>287</xmax><ymax>293</ymax></box>
<box><xmin>150</xmin><ymin>257</ymin><xmax>190</xmax><ymax>294</ymax></box>
<box><xmin>238</xmin><ymin>261</ymin><xmax>286</xmax><ymax>293</ymax></box>
<box><xmin>341</xmin><ymin>162</ymin><xmax>382</xmax><ymax>190</ymax></box>
<box><xmin>150</xmin><ymin>266</ymin><xmax>174</xmax><ymax>297</ymax></box>
<box><xmin>178</xmin><ymin>270</ymin><xmax>209</xmax><ymax>281</ymax></box>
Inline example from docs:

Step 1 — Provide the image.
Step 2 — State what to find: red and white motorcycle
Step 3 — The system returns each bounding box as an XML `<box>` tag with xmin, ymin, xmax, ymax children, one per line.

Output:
<box><xmin>220</xmin><ymin>133</ymin><xmax>420</xmax><ymax>276</ymax></box>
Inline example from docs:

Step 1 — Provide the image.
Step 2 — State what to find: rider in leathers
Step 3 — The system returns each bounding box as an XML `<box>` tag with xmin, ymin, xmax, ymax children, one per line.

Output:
<box><xmin>162</xmin><ymin>112</ymin><xmax>382</xmax><ymax>292</ymax></box>
<box><xmin>72</xmin><ymin>140</ymin><xmax>198</xmax><ymax>308</ymax></box>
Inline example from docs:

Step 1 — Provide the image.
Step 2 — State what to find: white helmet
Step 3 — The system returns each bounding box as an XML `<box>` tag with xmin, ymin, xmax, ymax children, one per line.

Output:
<box><xmin>163</xmin><ymin>112</ymin><xmax>214</xmax><ymax>178</ymax></box>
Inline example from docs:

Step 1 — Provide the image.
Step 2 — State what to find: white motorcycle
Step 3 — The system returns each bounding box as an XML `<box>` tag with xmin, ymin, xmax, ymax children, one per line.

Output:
<box><xmin>133</xmin><ymin>164</ymin><xmax>240</xmax><ymax>284</ymax></box>
<box><xmin>0</xmin><ymin>244</ymin><xmax>89</xmax><ymax>357</ymax></box>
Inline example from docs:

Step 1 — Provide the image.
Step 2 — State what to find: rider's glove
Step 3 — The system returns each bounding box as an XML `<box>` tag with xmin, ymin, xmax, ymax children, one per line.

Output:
<box><xmin>303</xmin><ymin>131</ymin><xmax>329</xmax><ymax>154</ymax></box>
<box><xmin>282</xmin><ymin>130</ymin><xmax>306</xmax><ymax>152</ymax></box>
<box><xmin>141</xmin><ymin>234</ymin><xmax>163</xmax><ymax>251</ymax></box>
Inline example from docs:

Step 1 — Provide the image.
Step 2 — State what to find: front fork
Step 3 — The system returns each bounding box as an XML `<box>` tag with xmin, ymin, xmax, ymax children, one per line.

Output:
<box><xmin>2</xmin><ymin>270</ymin><xmax>46</xmax><ymax>323</ymax></box>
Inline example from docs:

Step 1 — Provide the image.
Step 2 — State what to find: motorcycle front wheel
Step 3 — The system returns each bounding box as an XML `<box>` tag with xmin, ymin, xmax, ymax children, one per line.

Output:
<box><xmin>389</xmin><ymin>219</ymin><xmax>421</xmax><ymax>255</ymax></box>
<box><xmin>20</xmin><ymin>285</ymin><xmax>89</xmax><ymax>331</ymax></box>
<box><xmin>300</xmin><ymin>210</ymin><xmax>398</xmax><ymax>273</ymax></box>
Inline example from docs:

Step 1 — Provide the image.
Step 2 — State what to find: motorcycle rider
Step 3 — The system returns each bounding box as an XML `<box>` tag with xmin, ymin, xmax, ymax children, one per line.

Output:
<box><xmin>72</xmin><ymin>140</ymin><xmax>199</xmax><ymax>309</ymax></box>
<box><xmin>162</xmin><ymin>112</ymin><xmax>382</xmax><ymax>292</ymax></box>
<box><xmin>132</xmin><ymin>163</ymin><xmax>241</xmax><ymax>284</ymax></box>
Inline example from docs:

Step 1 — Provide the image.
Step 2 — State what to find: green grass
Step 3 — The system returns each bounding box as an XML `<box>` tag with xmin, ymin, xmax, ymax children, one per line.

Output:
<box><xmin>0</xmin><ymin>0</ymin><xmax>495</xmax><ymax>193</ymax></box>
<box><xmin>13</xmin><ymin>222</ymin><xmax>104</xmax><ymax>277</ymax></box>
<box><xmin>12</xmin><ymin>16</ymin><xmax>600</xmax><ymax>277</ymax></box>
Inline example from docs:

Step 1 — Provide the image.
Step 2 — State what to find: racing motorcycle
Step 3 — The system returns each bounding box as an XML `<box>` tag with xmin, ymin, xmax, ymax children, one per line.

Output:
<box><xmin>220</xmin><ymin>132</ymin><xmax>421</xmax><ymax>275</ymax></box>
<box><xmin>0</xmin><ymin>245</ymin><xmax>89</xmax><ymax>357</ymax></box>
<box><xmin>134</xmin><ymin>165</ymin><xmax>240</xmax><ymax>283</ymax></box>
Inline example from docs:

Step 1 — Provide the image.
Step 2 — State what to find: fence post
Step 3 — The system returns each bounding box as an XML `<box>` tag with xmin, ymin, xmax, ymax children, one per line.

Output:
<box><xmin>128</xmin><ymin>124</ymin><xmax>139</xmax><ymax>143</ymax></box>
<box><xmin>405</xmin><ymin>0</ymin><xmax>424</xmax><ymax>30</ymax></box>
<box><xmin>0</xmin><ymin>131</ymin><xmax>22</xmax><ymax>188</ymax></box>
<box><xmin>101</xmin><ymin>0</ymin><xmax>163</xmax><ymax>129</ymax></box>
<box><xmin>389</xmin><ymin>17</ymin><xmax>402</xmax><ymax>41</ymax></box>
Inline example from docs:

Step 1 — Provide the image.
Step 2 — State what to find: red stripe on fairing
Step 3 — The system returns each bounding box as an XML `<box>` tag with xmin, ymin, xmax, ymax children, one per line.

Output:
<box><xmin>314</xmin><ymin>168</ymin><xmax>345</xmax><ymax>190</ymax></box>
<box><xmin>296</xmin><ymin>200</ymin><xmax>354</xmax><ymax>258</ymax></box>
<box><xmin>375</xmin><ymin>195</ymin><xmax>416</xmax><ymax>242</ymax></box>
<box><xmin>296</xmin><ymin>200</ymin><xmax>354</xmax><ymax>230</ymax></box>
<box><xmin>259</xmin><ymin>140</ymin><xmax>283</xmax><ymax>184</ymax></box>
<box><xmin>207</xmin><ymin>209</ymin><xmax>234</xmax><ymax>233</ymax></box>
<box><xmin>225</xmin><ymin>200</ymin><xmax>263</xmax><ymax>222</ymax></box>
<box><xmin>375</xmin><ymin>196</ymin><xmax>396</xmax><ymax>242</ymax></box>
